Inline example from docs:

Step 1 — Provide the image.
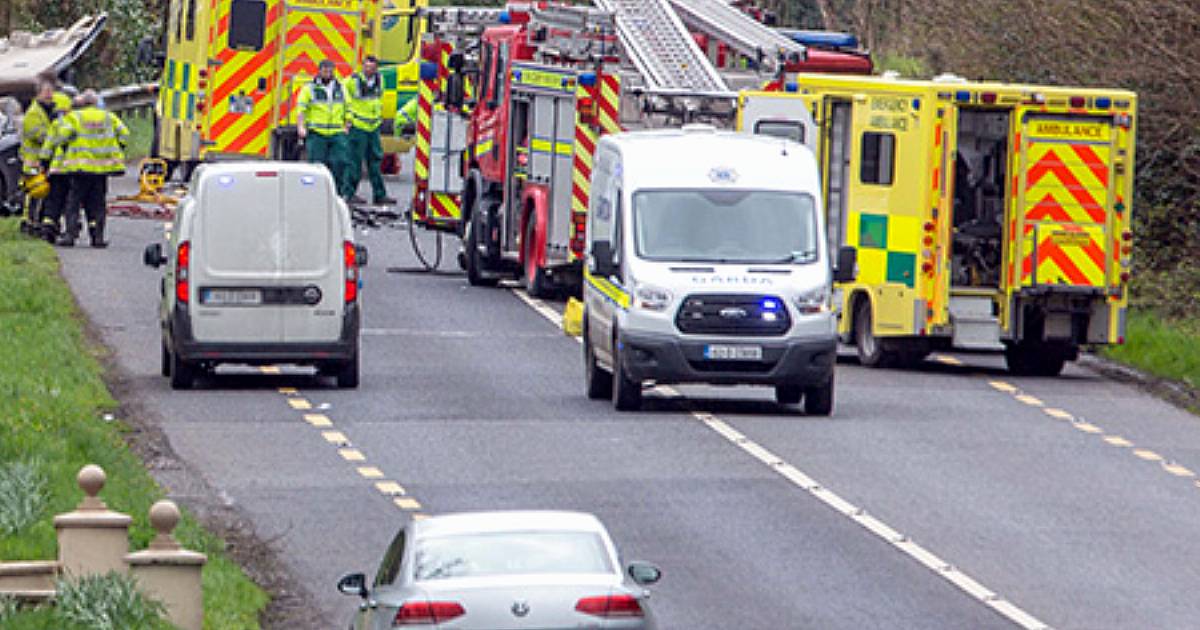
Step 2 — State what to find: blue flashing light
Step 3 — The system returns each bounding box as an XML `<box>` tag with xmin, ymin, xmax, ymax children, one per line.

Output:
<box><xmin>512</xmin><ymin>69</ymin><xmax>523</xmax><ymax>81</ymax></box>
<box><xmin>499</xmin><ymin>11</ymin><xmax>511</xmax><ymax>24</ymax></box>
<box><xmin>419</xmin><ymin>62</ymin><xmax>438</xmax><ymax>81</ymax></box>
<box><xmin>1095</xmin><ymin>97</ymin><xmax>1112</xmax><ymax>109</ymax></box>
<box><xmin>579</xmin><ymin>72</ymin><xmax>597</xmax><ymax>87</ymax></box>
<box><xmin>761</xmin><ymin>298</ymin><xmax>780</xmax><ymax>311</ymax></box>
<box><xmin>784</xmin><ymin>82</ymin><xmax>799</xmax><ymax>93</ymax></box>
<box><xmin>955</xmin><ymin>90</ymin><xmax>971</xmax><ymax>103</ymax></box>
<box><xmin>911</xmin><ymin>98</ymin><xmax>921</xmax><ymax>110</ymax></box>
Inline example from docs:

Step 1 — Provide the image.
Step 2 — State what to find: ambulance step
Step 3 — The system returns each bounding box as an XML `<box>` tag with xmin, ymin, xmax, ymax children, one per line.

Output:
<box><xmin>949</xmin><ymin>295</ymin><xmax>1004</xmax><ymax>351</ymax></box>
<box><xmin>595</xmin><ymin>0</ymin><xmax>727</xmax><ymax>92</ymax></box>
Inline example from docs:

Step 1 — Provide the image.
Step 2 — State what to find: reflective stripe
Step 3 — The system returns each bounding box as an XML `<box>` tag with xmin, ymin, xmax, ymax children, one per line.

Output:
<box><xmin>584</xmin><ymin>267</ymin><xmax>631</xmax><ymax>310</ymax></box>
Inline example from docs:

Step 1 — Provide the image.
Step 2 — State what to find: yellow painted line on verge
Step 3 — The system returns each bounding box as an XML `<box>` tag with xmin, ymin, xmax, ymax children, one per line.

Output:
<box><xmin>1043</xmin><ymin>408</ymin><xmax>1073</xmax><ymax>420</ymax></box>
<box><xmin>338</xmin><ymin>448</ymin><xmax>366</xmax><ymax>462</ymax></box>
<box><xmin>357</xmin><ymin>466</ymin><xmax>384</xmax><ymax>479</ymax></box>
<box><xmin>1015</xmin><ymin>394</ymin><xmax>1044</xmax><ymax>407</ymax></box>
<box><xmin>1133</xmin><ymin>449</ymin><xmax>1163</xmax><ymax>462</ymax></box>
<box><xmin>934</xmin><ymin>354</ymin><xmax>963</xmax><ymax>366</ymax></box>
<box><xmin>278</xmin><ymin>387</ymin><xmax>298</xmax><ymax>395</ymax></box>
<box><xmin>322</xmin><ymin>431</ymin><xmax>349</xmax><ymax>445</ymax></box>
<box><xmin>989</xmin><ymin>381</ymin><xmax>1018</xmax><ymax>393</ymax></box>
<box><xmin>260</xmin><ymin>366</ymin><xmax>282</xmax><ymax>375</ymax></box>
<box><xmin>288</xmin><ymin>398</ymin><xmax>312</xmax><ymax>410</ymax></box>
<box><xmin>304</xmin><ymin>413</ymin><xmax>332</xmax><ymax>427</ymax></box>
<box><xmin>394</xmin><ymin>497</ymin><xmax>422</xmax><ymax>510</ymax></box>
<box><xmin>1162</xmin><ymin>463</ymin><xmax>1195</xmax><ymax>478</ymax></box>
<box><xmin>1103</xmin><ymin>435</ymin><xmax>1133</xmax><ymax>447</ymax></box>
<box><xmin>375</xmin><ymin>481</ymin><xmax>407</xmax><ymax>495</ymax></box>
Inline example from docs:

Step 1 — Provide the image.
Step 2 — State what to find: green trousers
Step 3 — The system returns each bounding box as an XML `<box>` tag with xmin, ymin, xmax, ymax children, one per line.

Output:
<box><xmin>346</xmin><ymin>126</ymin><xmax>387</xmax><ymax>201</ymax></box>
<box><xmin>306</xmin><ymin>132</ymin><xmax>348</xmax><ymax>195</ymax></box>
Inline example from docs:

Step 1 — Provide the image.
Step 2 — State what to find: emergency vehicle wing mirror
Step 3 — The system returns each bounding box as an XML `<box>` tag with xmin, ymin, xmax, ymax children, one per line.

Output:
<box><xmin>143</xmin><ymin>243</ymin><xmax>167</xmax><ymax>269</ymax></box>
<box><xmin>833</xmin><ymin>246</ymin><xmax>857</xmax><ymax>284</ymax></box>
<box><xmin>591</xmin><ymin>241</ymin><xmax>617</xmax><ymax>278</ymax></box>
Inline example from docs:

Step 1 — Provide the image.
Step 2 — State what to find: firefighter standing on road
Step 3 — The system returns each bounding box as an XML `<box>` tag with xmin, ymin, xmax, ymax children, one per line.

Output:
<box><xmin>20</xmin><ymin>74</ymin><xmax>72</xmax><ymax>242</ymax></box>
<box><xmin>343</xmin><ymin>55</ymin><xmax>396</xmax><ymax>205</ymax></box>
<box><xmin>297</xmin><ymin>60</ymin><xmax>350</xmax><ymax>197</ymax></box>
<box><xmin>42</xmin><ymin>90</ymin><xmax>128</xmax><ymax>248</ymax></box>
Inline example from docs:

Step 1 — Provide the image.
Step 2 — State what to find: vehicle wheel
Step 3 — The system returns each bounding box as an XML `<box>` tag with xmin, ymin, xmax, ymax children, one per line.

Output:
<box><xmin>336</xmin><ymin>347</ymin><xmax>360</xmax><ymax>389</ymax></box>
<box><xmin>775</xmin><ymin>384</ymin><xmax>802</xmax><ymax>406</ymax></box>
<box><xmin>465</xmin><ymin>203</ymin><xmax>498</xmax><ymax>287</ymax></box>
<box><xmin>1004</xmin><ymin>342</ymin><xmax>1065</xmax><ymax>377</ymax></box>
<box><xmin>160</xmin><ymin>337</ymin><xmax>171</xmax><ymax>377</ymax></box>
<box><xmin>804</xmin><ymin>376</ymin><xmax>835</xmax><ymax>416</ymax></box>
<box><xmin>854</xmin><ymin>299</ymin><xmax>892</xmax><ymax>368</ymax></box>
<box><xmin>611</xmin><ymin>332</ymin><xmax>642</xmax><ymax>411</ymax></box>
<box><xmin>523</xmin><ymin>219</ymin><xmax>552</xmax><ymax>298</ymax></box>
<box><xmin>169</xmin><ymin>350</ymin><xmax>195</xmax><ymax>390</ymax></box>
<box><xmin>584</xmin><ymin>322</ymin><xmax>613</xmax><ymax>400</ymax></box>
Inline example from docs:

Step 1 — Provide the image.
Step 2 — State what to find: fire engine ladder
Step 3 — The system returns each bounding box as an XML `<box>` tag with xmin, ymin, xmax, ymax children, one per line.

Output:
<box><xmin>666</xmin><ymin>0</ymin><xmax>806</xmax><ymax>74</ymax></box>
<box><xmin>594</xmin><ymin>0</ymin><xmax>727</xmax><ymax>92</ymax></box>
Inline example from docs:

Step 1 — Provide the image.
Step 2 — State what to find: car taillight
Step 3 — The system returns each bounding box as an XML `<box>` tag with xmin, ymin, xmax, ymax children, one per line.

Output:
<box><xmin>575</xmin><ymin>594</ymin><xmax>644</xmax><ymax>618</ymax></box>
<box><xmin>176</xmin><ymin>241</ymin><xmax>190</xmax><ymax>304</ymax></box>
<box><xmin>344</xmin><ymin>241</ymin><xmax>358</xmax><ymax>303</ymax></box>
<box><xmin>393</xmin><ymin>601</ymin><xmax>465</xmax><ymax>625</ymax></box>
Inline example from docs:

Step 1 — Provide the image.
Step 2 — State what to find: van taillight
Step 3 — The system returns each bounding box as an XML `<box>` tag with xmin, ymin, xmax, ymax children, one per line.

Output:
<box><xmin>575</xmin><ymin>594</ymin><xmax>644</xmax><ymax>618</ymax></box>
<box><xmin>176</xmin><ymin>241</ymin><xmax>190</xmax><ymax>304</ymax></box>
<box><xmin>344</xmin><ymin>241</ymin><xmax>358</xmax><ymax>303</ymax></box>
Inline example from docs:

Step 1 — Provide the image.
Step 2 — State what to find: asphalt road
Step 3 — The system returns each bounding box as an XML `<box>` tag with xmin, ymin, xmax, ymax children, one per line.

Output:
<box><xmin>55</xmin><ymin>171</ymin><xmax>1200</xmax><ymax>629</ymax></box>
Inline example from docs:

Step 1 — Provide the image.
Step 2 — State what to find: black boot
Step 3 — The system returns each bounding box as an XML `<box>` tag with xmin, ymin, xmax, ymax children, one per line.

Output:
<box><xmin>57</xmin><ymin>235</ymin><xmax>75</xmax><ymax>247</ymax></box>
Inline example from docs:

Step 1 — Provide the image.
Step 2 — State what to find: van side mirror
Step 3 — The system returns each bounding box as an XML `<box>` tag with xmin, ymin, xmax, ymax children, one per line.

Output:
<box><xmin>336</xmin><ymin>572</ymin><xmax>368</xmax><ymax>599</ymax></box>
<box><xmin>627</xmin><ymin>561</ymin><xmax>661</xmax><ymax>586</ymax></box>
<box><xmin>143</xmin><ymin>243</ymin><xmax>167</xmax><ymax>268</ymax></box>
<box><xmin>833</xmin><ymin>245</ymin><xmax>857</xmax><ymax>283</ymax></box>
<box><xmin>590</xmin><ymin>241</ymin><xmax>617</xmax><ymax>278</ymax></box>
<box><xmin>355</xmin><ymin>244</ymin><xmax>369</xmax><ymax>268</ymax></box>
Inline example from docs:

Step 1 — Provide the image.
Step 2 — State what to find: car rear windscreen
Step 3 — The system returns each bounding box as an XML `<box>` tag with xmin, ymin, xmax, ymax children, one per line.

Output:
<box><xmin>414</xmin><ymin>531</ymin><xmax>613</xmax><ymax>581</ymax></box>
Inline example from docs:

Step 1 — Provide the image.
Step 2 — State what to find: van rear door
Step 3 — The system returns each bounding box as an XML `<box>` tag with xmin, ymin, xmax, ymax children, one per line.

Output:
<box><xmin>192</xmin><ymin>170</ymin><xmax>285</xmax><ymax>343</ymax></box>
<box><xmin>1014</xmin><ymin>114</ymin><xmax>1114</xmax><ymax>290</ymax></box>
<box><xmin>736</xmin><ymin>91</ymin><xmax>819</xmax><ymax>153</ymax></box>
<box><xmin>280</xmin><ymin>169</ymin><xmax>345</xmax><ymax>343</ymax></box>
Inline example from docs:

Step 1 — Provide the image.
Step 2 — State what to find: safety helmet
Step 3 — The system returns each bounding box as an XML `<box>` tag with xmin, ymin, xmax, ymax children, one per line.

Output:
<box><xmin>21</xmin><ymin>172</ymin><xmax>50</xmax><ymax>200</ymax></box>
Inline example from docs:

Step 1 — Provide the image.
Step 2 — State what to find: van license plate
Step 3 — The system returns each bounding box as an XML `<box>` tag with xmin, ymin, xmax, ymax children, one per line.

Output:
<box><xmin>704</xmin><ymin>345</ymin><xmax>762</xmax><ymax>361</ymax></box>
<box><xmin>202</xmin><ymin>288</ymin><xmax>262</xmax><ymax>305</ymax></box>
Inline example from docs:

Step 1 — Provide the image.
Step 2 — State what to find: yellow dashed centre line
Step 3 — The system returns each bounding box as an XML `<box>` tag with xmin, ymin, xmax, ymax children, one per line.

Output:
<box><xmin>338</xmin><ymin>448</ymin><xmax>366</xmax><ymax>462</ymax></box>
<box><xmin>1015</xmin><ymin>394</ymin><xmax>1044</xmax><ymax>407</ymax></box>
<box><xmin>394</xmin><ymin>497</ymin><xmax>422</xmax><ymax>511</ymax></box>
<box><xmin>278</xmin><ymin>387</ymin><xmax>298</xmax><ymax>395</ymax></box>
<box><xmin>357</xmin><ymin>466</ymin><xmax>384</xmax><ymax>479</ymax></box>
<box><xmin>375</xmin><ymin>481</ymin><xmax>406</xmax><ymax>496</ymax></box>
<box><xmin>1133</xmin><ymin>449</ymin><xmax>1163</xmax><ymax>462</ymax></box>
<box><xmin>1163</xmin><ymin>463</ymin><xmax>1196</xmax><ymax>478</ymax></box>
<box><xmin>1043</xmin><ymin>408</ymin><xmax>1073</xmax><ymax>420</ymax></box>
<box><xmin>989</xmin><ymin>380</ymin><xmax>1018</xmax><ymax>393</ymax></box>
<box><xmin>1072</xmin><ymin>422</ymin><xmax>1103</xmax><ymax>434</ymax></box>
<box><xmin>304</xmin><ymin>413</ymin><xmax>333</xmax><ymax>427</ymax></box>
<box><xmin>288</xmin><ymin>398</ymin><xmax>312</xmax><ymax>410</ymax></box>
<box><xmin>1103</xmin><ymin>435</ymin><xmax>1133</xmax><ymax>447</ymax></box>
<box><xmin>321</xmin><ymin>431</ymin><xmax>349</xmax><ymax>445</ymax></box>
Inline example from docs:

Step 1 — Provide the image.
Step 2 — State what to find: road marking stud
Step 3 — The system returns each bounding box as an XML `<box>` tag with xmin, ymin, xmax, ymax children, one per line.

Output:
<box><xmin>260</xmin><ymin>366</ymin><xmax>282</xmax><ymax>375</ymax></box>
<box><xmin>988</xmin><ymin>381</ymin><xmax>1018</xmax><ymax>393</ymax></box>
<box><xmin>322</xmin><ymin>431</ymin><xmax>349</xmax><ymax>445</ymax></box>
<box><xmin>338</xmin><ymin>448</ymin><xmax>366</xmax><ymax>462</ymax></box>
<box><xmin>1015</xmin><ymin>394</ymin><xmax>1043</xmax><ymax>407</ymax></box>
<box><xmin>1072</xmin><ymin>422</ymin><xmax>1102</xmax><ymax>434</ymax></box>
<box><xmin>357</xmin><ymin>467</ymin><xmax>384</xmax><ymax>479</ymax></box>
<box><xmin>1163</xmin><ymin>463</ymin><xmax>1195</xmax><ymax>478</ymax></box>
<box><xmin>1103</xmin><ymin>435</ymin><xmax>1133</xmax><ymax>447</ymax></box>
<box><xmin>394</xmin><ymin>497</ymin><xmax>422</xmax><ymax>510</ymax></box>
<box><xmin>288</xmin><ymin>399</ymin><xmax>312</xmax><ymax>410</ymax></box>
<box><xmin>1133</xmin><ymin>449</ymin><xmax>1163</xmax><ymax>462</ymax></box>
<box><xmin>278</xmin><ymin>387</ymin><xmax>298</xmax><ymax>395</ymax></box>
<box><xmin>376</xmin><ymin>481</ymin><xmax>406</xmax><ymax>495</ymax></box>
<box><xmin>304</xmin><ymin>414</ymin><xmax>332</xmax><ymax>427</ymax></box>
<box><xmin>1043</xmin><ymin>408</ymin><xmax>1073</xmax><ymax>420</ymax></box>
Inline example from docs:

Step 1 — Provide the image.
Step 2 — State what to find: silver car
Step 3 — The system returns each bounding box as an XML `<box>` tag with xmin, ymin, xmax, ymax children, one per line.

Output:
<box><xmin>338</xmin><ymin>511</ymin><xmax>661</xmax><ymax>629</ymax></box>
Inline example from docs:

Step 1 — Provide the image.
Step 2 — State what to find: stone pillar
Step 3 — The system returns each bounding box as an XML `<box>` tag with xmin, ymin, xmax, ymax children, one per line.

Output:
<box><xmin>126</xmin><ymin>500</ymin><xmax>207</xmax><ymax>630</ymax></box>
<box><xmin>53</xmin><ymin>465</ymin><xmax>132</xmax><ymax>577</ymax></box>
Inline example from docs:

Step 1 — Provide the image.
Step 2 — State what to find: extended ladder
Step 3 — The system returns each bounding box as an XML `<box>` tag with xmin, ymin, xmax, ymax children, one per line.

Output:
<box><xmin>594</xmin><ymin>0</ymin><xmax>727</xmax><ymax>92</ymax></box>
<box><xmin>667</xmin><ymin>0</ymin><xmax>805</xmax><ymax>73</ymax></box>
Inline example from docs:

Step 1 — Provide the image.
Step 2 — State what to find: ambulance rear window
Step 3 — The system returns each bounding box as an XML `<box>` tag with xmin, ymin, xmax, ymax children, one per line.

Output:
<box><xmin>860</xmin><ymin>132</ymin><xmax>895</xmax><ymax>186</ymax></box>
<box><xmin>229</xmin><ymin>0</ymin><xmax>267</xmax><ymax>52</ymax></box>
<box><xmin>754</xmin><ymin>120</ymin><xmax>805</xmax><ymax>144</ymax></box>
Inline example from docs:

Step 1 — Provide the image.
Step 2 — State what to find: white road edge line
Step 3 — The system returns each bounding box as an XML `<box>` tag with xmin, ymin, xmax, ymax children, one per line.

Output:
<box><xmin>514</xmin><ymin>289</ymin><xmax>1051</xmax><ymax>630</ymax></box>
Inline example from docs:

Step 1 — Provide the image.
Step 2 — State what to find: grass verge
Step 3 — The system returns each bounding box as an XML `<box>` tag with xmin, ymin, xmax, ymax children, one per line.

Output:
<box><xmin>119</xmin><ymin>113</ymin><xmax>154</xmax><ymax>162</ymax></box>
<box><xmin>0</xmin><ymin>218</ymin><xmax>268</xmax><ymax>628</ymax></box>
<box><xmin>1101</xmin><ymin>309</ymin><xmax>1200</xmax><ymax>388</ymax></box>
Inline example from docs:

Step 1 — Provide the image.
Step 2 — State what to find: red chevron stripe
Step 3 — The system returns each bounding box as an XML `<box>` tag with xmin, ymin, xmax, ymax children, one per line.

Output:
<box><xmin>324</xmin><ymin>13</ymin><xmax>357</xmax><ymax>48</ymax></box>
<box><xmin>224</xmin><ymin>111</ymin><xmax>272</xmax><ymax>155</ymax></box>
<box><xmin>285</xmin><ymin>17</ymin><xmax>352</xmax><ymax>68</ymax></box>
<box><xmin>1037</xmin><ymin>240</ymin><xmax>1091</xmax><ymax>285</ymax></box>
<box><xmin>1071</xmin><ymin>144</ymin><xmax>1110</xmax><ymax>188</ymax></box>
<box><xmin>1026</xmin><ymin>148</ymin><xmax>1105</xmax><ymax>222</ymax></box>
<box><xmin>1082</xmin><ymin>239</ymin><xmax>1106</xmax><ymax>272</ymax></box>
<box><xmin>212</xmin><ymin>40</ymin><xmax>278</xmax><ymax>107</ymax></box>
<box><xmin>1026</xmin><ymin>193</ymin><xmax>1073</xmax><ymax>223</ymax></box>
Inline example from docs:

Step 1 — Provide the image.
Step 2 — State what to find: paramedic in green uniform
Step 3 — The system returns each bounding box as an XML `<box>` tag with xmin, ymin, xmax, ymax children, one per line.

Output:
<box><xmin>343</xmin><ymin>55</ymin><xmax>396</xmax><ymax>204</ymax></box>
<box><xmin>296</xmin><ymin>60</ymin><xmax>349</xmax><ymax>195</ymax></box>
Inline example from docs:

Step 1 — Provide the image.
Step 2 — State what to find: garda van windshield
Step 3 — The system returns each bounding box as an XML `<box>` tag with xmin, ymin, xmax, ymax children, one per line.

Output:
<box><xmin>633</xmin><ymin>190</ymin><xmax>818</xmax><ymax>264</ymax></box>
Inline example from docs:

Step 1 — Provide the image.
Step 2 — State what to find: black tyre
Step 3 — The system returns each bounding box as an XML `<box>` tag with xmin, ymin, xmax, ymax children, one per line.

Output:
<box><xmin>611</xmin><ymin>332</ymin><xmax>642</xmax><ymax>411</ymax></box>
<box><xmin>584</xmin><ymin>321</ymin><xmax>613</xmax><ymax>400</ymax></box>
<box><xmin>775</xmin><ymin>385</ymin><xmax>802</xmax><ymax>406</ymax></box>
<box><xmin>854</xmin><ymin>299</ymin><xmax>892</xmax><ymax>368</ymax></box>
<box><xmin>523</xmin><ymin>219</ymin><xmax>552</xmax><ymax>298</ymax></box>
<box><xmin>160</xmin><ymin>337</ymin><xmax>171</xmax><ymax>377</ymax></box>
<box><xmin>465</xmin><ymin>202</ymin><xmax>498</xmax><ymax>287</ymax></box>
<box><xmin>336</xmin><ymin>347</ymin><xmax>360</xmax><ymax>389</ymax></box>
<box><xmin>169</xmin><ymin>349</ymin><xmax>195</xmax><ymax>390</ymax></box>
<box><xmin>804</xmin><ymin>376</ymin><xmax>835</xmax><ymax>416</ymax></box>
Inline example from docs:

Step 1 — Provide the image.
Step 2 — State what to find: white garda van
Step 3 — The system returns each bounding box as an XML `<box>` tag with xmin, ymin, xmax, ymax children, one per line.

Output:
<box><xmin>144</xmin><ymin>162</ymin><xmax>367</xmax><ymax>389</ymax></box>
<box><xmin>582</xmin><ymin>126</ymin><xmax>856</xmax><ymax>414</ymax></box>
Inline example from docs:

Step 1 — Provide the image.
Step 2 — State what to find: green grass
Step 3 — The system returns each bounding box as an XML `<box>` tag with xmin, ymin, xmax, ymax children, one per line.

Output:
<box><xmin>119</xmin><ymin>113</ymin><xmax>154</xmax><ymax>163</ymax></box>
<box><xmin>1102</xmin><ymin>310</ymin><xmax>1200</xmax><ymax>388</ymax></box>
<box><xmin>0</xmin><ymin>218</ymin><xmax>268</xmax><ymax>628</ymax></box>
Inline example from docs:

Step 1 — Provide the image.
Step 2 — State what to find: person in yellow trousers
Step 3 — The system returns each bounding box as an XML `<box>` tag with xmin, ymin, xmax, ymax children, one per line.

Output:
<box><xmin>41</xmin><ymin>90</ymin><xmax>128</xmax><ymax>247</ymax></box>
<box><xmin>297</xmin><ymin>59</ymin><xmax>350</xmax><ymax>197</ymax></box>
<box><xmin>19</xmin><ymin>73</ymin><xmax>73</xmax><ymax>242</ymax></box>
<box><xmin>343</xmin><ymin>55</ymin><xmax>396</xmax><ymax>205</ymax></box>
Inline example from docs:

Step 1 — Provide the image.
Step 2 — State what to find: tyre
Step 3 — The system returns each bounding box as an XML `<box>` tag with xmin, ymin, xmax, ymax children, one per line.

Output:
<box><xmin>336</xmin><ymin>347</ymin><xmax>360</xmax><ymax>389</ymax></box>
<box><xmin>775</xmin><ymin>385</ymin><xmax>802</xmax><ymax>406</ymax></box>
<box><xmin>804</xmin><ymin>376</ymin><xmax>835</xmax><ymax>416</ymax></box>
<box><xmin>854</xmin><ymin>299</ymin><xmax>892</xmax><ymax>368</ymax></box>
<box><xmin>584</xmin><ymin>322</ymin><xmax>613</xmax><ymax>400</ymax></box>
<box><xmin>160</xmin><ymin>337</ymin><xmax>171</xmax><ymax>377</ymax></box>
<box><xmin>611</xmin><ymin>332</ymin><xmax>642</xmax><ymax>411</ymax></box>
<box><xmin>523</xmin><ymin>219</ymin><xmax>552</xmax><ymax>298</ymax></box>
<box><xmin>465</xmin><ymin>202</ymin><xmax>498</xmax><ymax>287</ymax></box>
<box><xmin>169</xmin><ymin>349</ymin><xmax>195</xmax><ymax>390</ymax></box>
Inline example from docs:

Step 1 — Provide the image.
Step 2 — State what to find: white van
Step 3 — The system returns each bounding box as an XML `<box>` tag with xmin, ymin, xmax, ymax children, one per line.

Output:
<box><xmin>582</xmin><ymin>127</ymin><xmax>855</xmax><ymax>414</ymax></box>
<box><xmin>144</xmin><ymin>162</ymin><xmax>367</xmax><ymax>389</ymax></box>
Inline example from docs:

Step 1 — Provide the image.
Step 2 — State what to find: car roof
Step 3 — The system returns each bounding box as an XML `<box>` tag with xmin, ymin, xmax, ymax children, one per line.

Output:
<box><xmin>194</xmin><ymin>160</ymin><xmax>331</xmax><ymax>181</ymax></box>
<box><xmin>412</xmin><ymin>510</ymin><xmax>609</xmax><ymax>539</ymax></box>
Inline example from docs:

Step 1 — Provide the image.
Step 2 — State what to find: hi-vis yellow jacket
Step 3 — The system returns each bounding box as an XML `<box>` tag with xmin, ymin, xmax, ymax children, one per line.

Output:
<box><xmin>345</xmin><ymin>72</ymin><xmax>384</xmax><ymax>132</ymax></box>
<box><xmin>20</xmin><ymin>93</ymin><xmax>72</xmax><ymax>172</ymax></box>
<box><xmin>298</xmin><ymin>78</ymin><xmax>349</xmax><ymax>136</ymax></box>
<box><xmin>41</xmin><ymin>106</ymin><xmax>129</xmax><ymax>175</ymax></box>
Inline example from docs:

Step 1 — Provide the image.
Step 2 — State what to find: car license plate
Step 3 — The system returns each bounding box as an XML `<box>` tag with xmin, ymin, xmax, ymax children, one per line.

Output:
<box><xmin>703</xmin><ymin>344</ymin><xmax>762</xmax><ymax>361</ymax></box>
<box><xmin>202</xmin><ymin>288</ymin><xmax>262</xmax><ymax>306</ymax></box>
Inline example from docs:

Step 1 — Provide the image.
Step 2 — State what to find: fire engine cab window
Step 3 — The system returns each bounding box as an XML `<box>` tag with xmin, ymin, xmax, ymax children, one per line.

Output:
<box><xmin>754</xmin><ymin>120</ymin><xmax>805</xmax><ymax>144</ymax></box>
<box><xmin>228</xmin><ymin>0</ymin><xmax>267</xmax><ymax>52</ymax></box>
<box><xmin>860</xmin><ymin>132</ymin><xmax>895</xmax><ymax>185</ymax></box>
<box><xmin>479</xmin><ymin>44</ymin><xmax>493</xmax><ymax>104</ymax></box>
